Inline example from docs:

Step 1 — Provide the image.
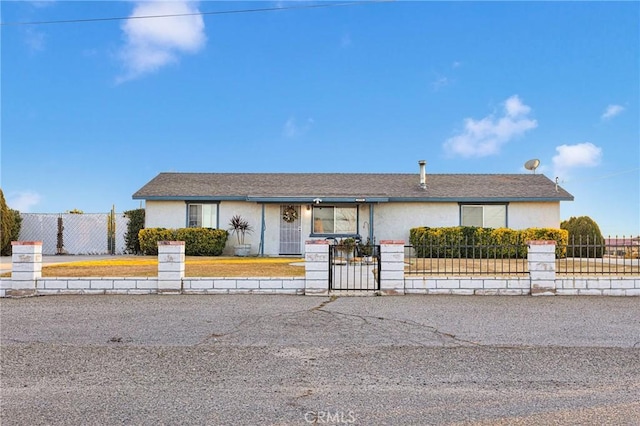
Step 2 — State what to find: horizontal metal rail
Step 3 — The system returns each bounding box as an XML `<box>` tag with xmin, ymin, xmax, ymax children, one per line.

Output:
<box><xmin>406</xmin><ymin>235</ymin><xmax>639</xmax><ymax>276</ymax></box>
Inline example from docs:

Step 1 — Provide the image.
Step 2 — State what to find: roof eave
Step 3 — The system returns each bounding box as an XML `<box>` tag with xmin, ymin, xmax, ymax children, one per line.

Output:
<box><xmin>388</xmin><ymin>196</ymin><xmax>574</xmax><ymax>202</ymax></box>
<box><xmin>246</xmin><ymin>196</ymin><xmax>390</xmax><ymax>203</ymax></box>
<box><xmin>132</xmin><ymin>195</ymin><xmax>247</xmax><ymax>201</ymax></box>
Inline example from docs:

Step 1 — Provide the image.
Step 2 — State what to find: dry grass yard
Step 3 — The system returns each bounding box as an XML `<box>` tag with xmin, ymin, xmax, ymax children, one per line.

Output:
<box><xmin>2</xmin><ymin>256</ymin><xmax>306</xmax><ymax>278</ymax></box>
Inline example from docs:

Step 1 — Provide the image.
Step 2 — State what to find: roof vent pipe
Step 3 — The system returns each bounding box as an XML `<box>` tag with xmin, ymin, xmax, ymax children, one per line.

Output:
<box><xmin>418</xmin><ymin>160</ymin><xmax>427</xmax><ymax>189</ymax></box>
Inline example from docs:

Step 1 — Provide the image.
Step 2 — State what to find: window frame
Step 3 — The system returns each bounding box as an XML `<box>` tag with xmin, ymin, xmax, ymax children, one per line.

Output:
<box><xmin>459</xmin><ymin>203</ymin><xmax>508</xmax><ymax>228</ymax></box>
<box><xmin>310</xmin><ymin>205</ymin><xmax>359</xmax><ymax>237</ymax></box>
<box><xmin>186</xmin><ymin>202</ymin><xmax>219</xmax><ymax>228</ymax></box>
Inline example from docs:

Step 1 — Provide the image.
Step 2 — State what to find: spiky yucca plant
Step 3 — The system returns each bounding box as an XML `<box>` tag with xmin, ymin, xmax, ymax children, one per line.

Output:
<box><xmin>228</xmin><ymin>215</ymin><xmax>253</xmax><ymax>245</ymax></box>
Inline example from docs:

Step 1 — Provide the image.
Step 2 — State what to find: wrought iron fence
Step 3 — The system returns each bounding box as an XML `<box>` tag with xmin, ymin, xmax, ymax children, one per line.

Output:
<box><xmin>556</xmin><ymin>236</ymin><xmax>639</xmax><ymax>275</ymax></box>
<box><xmin>405</xmin><ymin>239</ymin><xmax>528</xmax><ymax>276</ymax></box>
<box><xmin>18</xmin><ymin>213</ymin><xmax>129</xmax><ymax>255</ymax></box>
<box><xmin>405</xmin><ymin>235</ymin><xmax>640</xmax><ymax>276</ymax></box>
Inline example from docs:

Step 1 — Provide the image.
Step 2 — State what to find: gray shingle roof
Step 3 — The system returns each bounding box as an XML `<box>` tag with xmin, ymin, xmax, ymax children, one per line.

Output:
<box><xmin>133</xmin><ymin>172</ymin><xmax>574</xmax><ymax>202</ymax></box>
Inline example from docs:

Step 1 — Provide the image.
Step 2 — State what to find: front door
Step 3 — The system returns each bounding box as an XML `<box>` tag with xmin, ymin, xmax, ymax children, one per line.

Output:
<box><xmin>279</xmin><ymin>205</ymin><xmax>302</xmax><ymax>255</ymax></box>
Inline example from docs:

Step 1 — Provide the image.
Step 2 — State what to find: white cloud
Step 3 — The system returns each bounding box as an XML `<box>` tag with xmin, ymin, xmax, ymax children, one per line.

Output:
<box><xmin>552</xmin><ymin>142</ymin><xmax>602</xmax><ymax>179</ymax></box>
<box><xmin>431</xmin><ymin>76</ymin><xmax>450</xmax><ymax>91</ymax></box>
<box><xmin>283</xmin><ymin>117</ymin><xmax>314</xmax><ymax>138</ymax></box>
<box><xmin>117</xmin><ymin>1</ymin><xmax>206</xmax><ymax>83</ymax></box>
<box><xmin>443</xmin><ymin>95</ymin><xmax>538</xmax><ymax>158</ymax></box>
<box><xmin>601</xmin><ymin>104</ymin><xmax>624</xmax><ymax>121</ymax></box>
<box><xmin>7</xmin><ymin>191</ymin><xmax>42</xmax><ymax>212</ymax></box>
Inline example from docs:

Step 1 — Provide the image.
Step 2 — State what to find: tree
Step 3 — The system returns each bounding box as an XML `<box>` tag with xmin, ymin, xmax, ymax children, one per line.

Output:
<box><xmin>561</xmin><ymin>216</ymin><xmax>605</xmax><ymax>258</ymax></box>
<box><xmin>124</xmin><ymin>208</ymin><xmax>145</xmax><ymax>254</ymax></box>
<box><xmin>67</xmin><ymin>209</ymin><xmax>83</xmax><ymax>214</ymax></box>
<box><xmin>1</xmin><ymin>189</ymin><xmax>23</xmax><ymax>255</ymax></box>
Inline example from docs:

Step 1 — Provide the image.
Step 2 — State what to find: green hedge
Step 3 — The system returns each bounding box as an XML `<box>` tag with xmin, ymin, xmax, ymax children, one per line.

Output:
<box><xmin>409</xmin><ymin>226</ymin><xmax>568</xmax><ymax>258</ymax></box>
<box><xmin>139</xmin><ymin>228</ymin><xmax>229</xmax><ymax>256</ymax></box>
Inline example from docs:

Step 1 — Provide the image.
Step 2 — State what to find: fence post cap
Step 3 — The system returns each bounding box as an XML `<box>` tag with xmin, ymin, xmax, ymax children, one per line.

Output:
<box><xmin>11</xmin><ymin>241</ymin><xmax>43</xmax><ymax>246</ymax></box>
<box><xmin>527</xmin><ymin>240</ymin><xmax>556</xmax><ymax>245</ymax></box>
<box><xmin>157</xmin><ymin>241</ymin><xmax>185</xmax><ymax>246</ymax></box>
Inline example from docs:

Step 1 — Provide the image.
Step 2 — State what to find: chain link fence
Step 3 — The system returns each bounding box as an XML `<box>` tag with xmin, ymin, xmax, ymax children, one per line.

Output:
<box><xmin>18</xmin><ymin>213</ymin><xmax>130</xmax><ymax>255</ymax></box>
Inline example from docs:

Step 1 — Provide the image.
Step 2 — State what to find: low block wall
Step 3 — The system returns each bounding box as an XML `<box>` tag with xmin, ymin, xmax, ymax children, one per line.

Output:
<box><xmin>183</xmin><ymin>277</ymin><xmax>305</xmax><ymax>294</ymax></box>
<box><xmin>0</xmin><ymin>277</ymin><xmax>305</xmax><ymax>296</ymax></box>
<box><xmin>1</xmin><ymin>240</ymin><xmax>638</xmax><ymax>297</ymax></box>
<box><xmin>404</xmin><ymin>277</ymin><xmax>531</xmax><ymax>296</ymax></box>
<box><xmin>556</xmin><ymin>278</ymin><xmax>640</xmax><ymax>296</ymax></box>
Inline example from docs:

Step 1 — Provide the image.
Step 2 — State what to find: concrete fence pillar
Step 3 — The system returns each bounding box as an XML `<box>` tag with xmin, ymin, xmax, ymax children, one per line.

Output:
<box><xmin>380</xmin><ymin>240</ymin><xmax>405</xmax><ymax>295</ymax></box>
<box><xmin>304</xmin><ymin>240</ymin><xmax>330</xmax><ymax>296</ymax></box>
<box><xmin>10</xmin><ymin>241</ymin><xmax>42</xmax><ymax>296</ymax></box>
<box><xmin>157</xmin><ymin>241</ymin><xmax>185</xmax><ymax>294</ymax></box>
<box><xmin>528</xmin><ymin>240</ymin><xmax>557</xmax><ymax>296</ymax></box>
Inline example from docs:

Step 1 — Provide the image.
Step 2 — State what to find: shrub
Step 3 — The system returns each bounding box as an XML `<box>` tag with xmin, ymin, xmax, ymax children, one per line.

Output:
<box><xmin>0</xmin><ymin>189</ymin><xmax>22</xmax><ymax>256</ymax></box>
<box><xmin>139</xmin><ymin>227</ymin><xmax>229</xmax><ymax>256</ymax></box>
<box><xmin>138</xmin><ymin>228</ymin><xmax>175</xmax><ymax>255</ymax></box>
<box><xmin>124</xmin><ymin>208</ymin><xmax>145</xmax><ymax>254</ymax></box>
<box><xmin>561</xmin><ymin>216</ymin><xmax>605</xmax><ymax>258</ymax></box>
<box><xmin>175</xmin><ymin>228</ymin><xmax>228</xmax><ymax>256</ymax></box>
<box><xmin>520</xmin><ymin>228</ymin><xmax>568</xmax><ymax>258</ymax></box>
<box><xmin>490</xmin><ymin>228</ymin><xmax>527</xmax><ymax>258</ymax></box>
<box><xmin>409</xmin><ymin>226</ymin><xmax>567</xmax><ymax>258</ymax></box>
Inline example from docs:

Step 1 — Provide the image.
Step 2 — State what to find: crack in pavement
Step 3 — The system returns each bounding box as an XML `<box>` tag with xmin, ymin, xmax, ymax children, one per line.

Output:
<box><xmin>195</xmin><ymin>298</ymin><xmax>338</xmax><ymax>346</ymax></box>
<box><xmin>310</xmin><ymin>295</ymin><xmax>338</xmax><ymax>311</ymax></box>
<box><xmin>313</xmin><ymin>306</ymin><xmax>482</xmax><ymax>347</ymax></box>
<box><xmin>194</xmin><ymin>296</ymin><xmax>481</xmax><ymax>348</ymax></box>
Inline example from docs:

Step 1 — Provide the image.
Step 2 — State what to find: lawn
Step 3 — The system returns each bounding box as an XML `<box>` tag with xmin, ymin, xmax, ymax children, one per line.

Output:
<box><xmin>2</xmin><ymin>256</ymin><xmax>306</xmax><ymax>278</ymax></box>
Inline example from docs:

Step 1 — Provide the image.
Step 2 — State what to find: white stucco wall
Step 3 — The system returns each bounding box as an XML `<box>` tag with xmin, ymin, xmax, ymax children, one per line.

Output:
<box><xmin>219</xmin><ymin>201</ymin><xmax>263</xmax><ymax>255</ymax></box>
<box><xmin>373</xmin><ymin>201</ymin><xmax>561</xmax><ymax>244</ymax></box>
<box><xmin>145</xmin><ymin>201</ymin><xmax>187</xmax><ymax>229</ymax></box>
<box><xmin>373</xmin><ymin>203</ymin><xmax>460</xmax><ymax>243</ymax></box>
<box><xmin>508</xmin><ymin>202</ymin><xmax>560</xmax><ymax>229</ymax></box>
<box><xmin>143</xmin><ymin>200</ymin><xmax>563</xmax><ymax>256</ymax></box>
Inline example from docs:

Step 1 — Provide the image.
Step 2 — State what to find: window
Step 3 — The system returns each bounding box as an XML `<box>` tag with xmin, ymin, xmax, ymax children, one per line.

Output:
<box><xmin>461</xmin><ymin>204</ymin><xmax>506</xmax><ymax>228</ymax></box>
<box><xmin>188</xmin><ymin>204</ymin><xmax>217</xmax><ymax>228</ymax></box>
<box><xmin>312</xmin><ymin>206</ymin><xmax>357</xmax><ymax>234</ymax></box>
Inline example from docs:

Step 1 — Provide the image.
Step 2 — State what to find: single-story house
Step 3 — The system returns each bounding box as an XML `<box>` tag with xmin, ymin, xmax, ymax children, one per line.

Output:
<box><xmin>132</xmin><ymin>162</ymin><xmax>574</xmax><ymax>256</ymax></box>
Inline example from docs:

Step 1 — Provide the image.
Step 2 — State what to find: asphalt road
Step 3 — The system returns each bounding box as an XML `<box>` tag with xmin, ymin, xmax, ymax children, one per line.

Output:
<box><xmin>1</xmin><ymin>295</ymin><xmax>639</xmax><ymax>425</ymax></box>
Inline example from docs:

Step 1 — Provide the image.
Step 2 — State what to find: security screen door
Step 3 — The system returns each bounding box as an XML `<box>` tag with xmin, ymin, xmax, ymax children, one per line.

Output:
<box><xmin>279</xmin><ymin>205</ymin><xmax>302</xmax><ymax>255</ymax></box>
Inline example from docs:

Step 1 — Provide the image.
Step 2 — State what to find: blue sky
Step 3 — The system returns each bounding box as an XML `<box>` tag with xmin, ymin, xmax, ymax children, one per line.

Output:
<box><xmin>1</xmin><ymin>1</ymin><xmax>638</xmax><ymax>236</ymax></box>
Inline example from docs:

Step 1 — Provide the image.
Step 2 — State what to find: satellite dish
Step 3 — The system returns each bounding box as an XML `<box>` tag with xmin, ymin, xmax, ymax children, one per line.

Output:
<box><xmin>524</xmin><ymin>158</ymin><xmax>540</xmax><ymax>174</ymax></box>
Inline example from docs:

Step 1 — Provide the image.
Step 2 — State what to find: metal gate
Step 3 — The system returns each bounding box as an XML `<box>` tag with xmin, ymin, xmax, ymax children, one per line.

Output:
<box><xmin>279</xmin><ymin>205</ymin><xmax>302</xmax><ymax>255</ymax></box>
<box><xmin>329</xmin><ymin>244</ymin><xmax>381</xmax><ymax>291</ymax></box>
